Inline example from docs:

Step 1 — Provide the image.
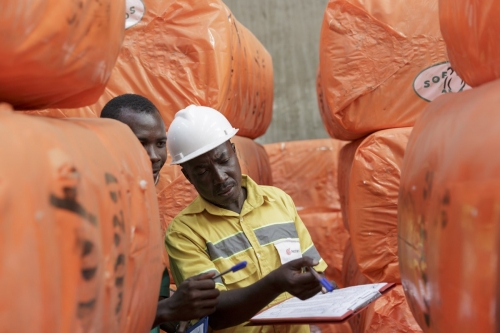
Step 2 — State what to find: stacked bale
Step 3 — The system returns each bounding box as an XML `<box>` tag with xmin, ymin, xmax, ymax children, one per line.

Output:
<box><xmin>317</xmin><ymin>0</ymin><xmax>469</xmax><ymax>141</ymax></box>
<box><xmin>264</xmin><ymin>139</ymin><xmax>349</xmax><ymax>285</ymax></box>
<box><xmin>339</xmin><ymin>128</ymin><xmax>412</xmax><ymax>284</ymax></box>
<box><xmin>1</xmin><ymin>0</ymin><xmax>124</xmax><ymax>110</ymax></box>
<box><xmin>439</xmin><ymin>0</ymin><xmax>500</xmax><ymax>87</ymax></box>
<box><xmin>315</xmin><ymin>0</ymin><xmax>467</xmax><ymax>331</ymax></box>
<box><xmin>398</xmin><ymin>74</ymin><xmax>500</xmax><ymax>333</ymax></box>
<box><xmin>0</xmin><ymin>105</ymin><xmax>163</xmax><ymax>333</ymax></box>
<box><xmin>397</xmin><ymin>2</ymin><xmax>500</xmax><ymax>332</ymax></box>
<box><xmin>57</xmin><ymin>0</ymin><xmax>273</xmax><ymax>138</ymax></box>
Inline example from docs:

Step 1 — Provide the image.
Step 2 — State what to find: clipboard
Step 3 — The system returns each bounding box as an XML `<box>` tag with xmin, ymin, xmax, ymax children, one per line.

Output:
<box><xmin>249</xmin><ymin>283</ymin><xmax>395</xmax><ymax>325</ymax></box>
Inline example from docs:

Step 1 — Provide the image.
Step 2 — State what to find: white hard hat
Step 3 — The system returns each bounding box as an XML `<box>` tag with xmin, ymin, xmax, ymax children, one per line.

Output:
<box><xmin>167</xmin><ymin>105</ymin><xmax>239</xmax><ymax>164</ymax></box>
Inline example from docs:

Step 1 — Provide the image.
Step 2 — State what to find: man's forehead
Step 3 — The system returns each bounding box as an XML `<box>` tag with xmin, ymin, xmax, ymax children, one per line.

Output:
<box><xmin>118</xmin><ymin>110</ymin><xmax>165</xmax><ymax>133</ymax></box>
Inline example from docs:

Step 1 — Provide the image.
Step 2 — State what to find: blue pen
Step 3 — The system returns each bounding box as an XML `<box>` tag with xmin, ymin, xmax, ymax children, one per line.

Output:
<box><xmin>212</xmin><ymin>261</ymin><xmax>247</xmax><ymax>280</ymax></box>
<box><xmin>308</xmin><ymin>266</ymin><xmax>334</xmax><ymax>293</ymax></box>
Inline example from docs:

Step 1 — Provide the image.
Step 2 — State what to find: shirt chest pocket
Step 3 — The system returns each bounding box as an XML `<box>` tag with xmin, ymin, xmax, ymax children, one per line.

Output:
<box><xmin>214</xmin><ymin>253</ymin><xmax>258</xmax><ymax>290</ymax></box>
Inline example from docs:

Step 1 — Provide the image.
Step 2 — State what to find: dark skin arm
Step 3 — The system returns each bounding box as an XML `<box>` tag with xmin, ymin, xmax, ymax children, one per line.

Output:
<box><xmin>152</xmin><ymin>272</ymin><xmax>220</xmax><ymax>329</ymax></box>
<box><xmin>208</xmin><ymin>257</ymin><xmax>322</xmax><ymax>330</ymax></box>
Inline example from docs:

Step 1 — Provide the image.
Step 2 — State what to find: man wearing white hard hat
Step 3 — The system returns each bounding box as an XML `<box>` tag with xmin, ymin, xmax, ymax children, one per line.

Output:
<box><xmin>166</xmin><ymin>105</ymin><xmax>328</xmax><ymax>333</ymax></box>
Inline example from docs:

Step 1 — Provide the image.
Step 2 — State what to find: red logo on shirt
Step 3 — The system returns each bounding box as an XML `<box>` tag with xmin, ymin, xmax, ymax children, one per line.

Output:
<box><xmin>286</xmin><ymin>248</ymin><xmax>291</xmax><ymax>255</ymax></box>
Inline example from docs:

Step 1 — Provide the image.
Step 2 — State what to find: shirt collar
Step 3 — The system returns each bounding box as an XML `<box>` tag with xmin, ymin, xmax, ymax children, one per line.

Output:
<box><xmin>182</xmin><ymin>174</ymin><xmax>273</xmax><ymax>217</ymax></box>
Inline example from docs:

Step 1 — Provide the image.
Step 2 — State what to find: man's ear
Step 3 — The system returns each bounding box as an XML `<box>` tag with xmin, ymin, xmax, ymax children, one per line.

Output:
<box><xmin>181</xmin><ymin>167</ymin><xmax>193</xmax><ymax>184</ymax></box>
<box><xmin>230</xmin><ymin>142</ymin><xmax>236</xmax><ymax>153</ymax></box>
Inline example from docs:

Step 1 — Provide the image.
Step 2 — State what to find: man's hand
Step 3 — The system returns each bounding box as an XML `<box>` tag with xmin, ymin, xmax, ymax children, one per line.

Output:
<box><xmin>268</xmin><ymin>256</ymin><xmax>322</xmax><ymax>300</ymax></box>
<box><xmin>154</xmin><ymin>272</ymin><xmax>220</xmax><ymax>326</ymax></box>
<box><xmin>208</xmin><ymin>256</ymin><xmax>323</xmax><ymax>330</ymax></box>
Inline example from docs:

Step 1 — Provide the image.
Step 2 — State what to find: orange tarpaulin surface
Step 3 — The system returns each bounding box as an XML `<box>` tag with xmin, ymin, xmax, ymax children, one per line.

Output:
<box><xmin>440</xmin><ymin>0</ymin><xmax>500</xmax><ymax>87</ymax></box>
<box><xmin>1</xmin><ymin>0</ymin><xmax>124</xmax><ymax>110</ymax></box>
<box><xmin>398</xmin><ymin>79</ymin><xmax>500</xmax><ymax>333</ymax></box>
<box><xmin>156</xmin><ymin>136</ymin><xmax>272</xmax><ymax>277</ymax></box>
<box><xmin>317</xmin><ymin>0</ymin><xmax>469</xmax><ymax>141</ymax></box>
<box><xmin>0</xmin><ymin>104</ymin><xmax>162</xmax><ymax>333</ymax></box>
<box><xmin>342</xmin><ymin>241</ymin><xmax>422</xmax><ymax>333</ymax></box>
<box><xmin>265</xmin><ymin>139</ymin><xmax>349</xmax><ymax>284</ymax></box>
<box><xmin>59</xmin><ymin>0</ymin><xmax>273</xmax><ymax>138</ymax></box>
<box><xmin>339</xmin><ymin>128</ymin><xmax>411</xmax><ymax>284</ymax></box>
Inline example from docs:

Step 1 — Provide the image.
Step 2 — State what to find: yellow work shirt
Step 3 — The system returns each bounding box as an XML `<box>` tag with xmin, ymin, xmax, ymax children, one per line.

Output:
<box><xmin>165</xmin><ymin>175</ymin><xmax>328</xmax><ymax>333</ymax></box>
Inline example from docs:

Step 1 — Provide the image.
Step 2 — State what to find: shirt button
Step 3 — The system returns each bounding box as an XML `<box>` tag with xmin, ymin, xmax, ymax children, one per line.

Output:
<box><xmin>257</xmin><ymin>253</ymin><xmax>261</xmax><ymax>258</ymax></box>
<box><xmin>240</xmin><ymin>217</ymin><xmax>243</xmax><ymax>222</ymax></box>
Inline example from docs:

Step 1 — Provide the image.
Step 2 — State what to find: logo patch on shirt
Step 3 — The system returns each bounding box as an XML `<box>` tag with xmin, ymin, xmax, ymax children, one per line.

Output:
<box><xmin>274</xmin><ymin>238</ymin><xmax>302</xmax><ymax>264</ymax></box>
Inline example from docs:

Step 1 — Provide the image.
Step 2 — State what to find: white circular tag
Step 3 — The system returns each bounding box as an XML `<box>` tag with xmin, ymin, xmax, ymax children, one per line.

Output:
<box><xmin>125</xmin><ymin>0</ymin><xmax>145</xmax><ymax>30</ymax></box>
<box><xmin>413</xmin><ymin>62</ymin><xmax>472</xmax><ymax>102</ymax></box>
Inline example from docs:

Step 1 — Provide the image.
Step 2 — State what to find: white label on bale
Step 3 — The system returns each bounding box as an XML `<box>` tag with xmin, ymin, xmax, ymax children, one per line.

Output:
<box><xmin>125</xmin><ymin>0</ymin><xmax>145</xmax><ymax>29</ymax></box>
<box><xmin>413</xmin><ymin>62</ymin><xmax>472</xmax><ymax>102</ymax></box>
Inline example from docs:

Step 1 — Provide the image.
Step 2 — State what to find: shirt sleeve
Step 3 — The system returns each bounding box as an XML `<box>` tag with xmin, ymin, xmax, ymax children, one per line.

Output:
<box><xmin>165</xmin><ymin>220</ymin><xmax>227</xmax><ymax>291</ymax></box>
<box><xmin>284</xmin><ymin>193</ymin><xmax>328</xmax><ymax>273</ymax></box>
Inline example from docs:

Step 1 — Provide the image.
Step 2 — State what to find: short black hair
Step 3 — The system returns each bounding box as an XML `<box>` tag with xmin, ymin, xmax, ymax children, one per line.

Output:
<box><xmin>100</xmin><ymin>94</ymin><xmax>159</xmax><ymax>120</ymax></box>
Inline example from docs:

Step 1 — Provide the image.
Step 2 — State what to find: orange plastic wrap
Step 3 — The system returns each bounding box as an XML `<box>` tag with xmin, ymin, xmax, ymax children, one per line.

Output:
<box><xmin>342</xmin><ymin>239</ymin><xmax>370</xmax><ymax>288</ymax></box>
<box><xmin>20</xmin><ymin>109</ymin><xmax>98</xmax><ymax>119</ymax></box>
<box><xmin>317</xmin><ymin>0</ymin><xmax>471</xmax><ymax>141</ymax></box>
<box><xmin>65</xmin><ymin>0</ymin><xmax>273</xmax><ymax>139</ymax></box>
<box><xmin>342</xmin><ymin>242</ymin><xmax>421</xmax><ymax>333</ymax></box>
<box><xmin>338</xmin><ymin>140</ymin><xmax>362</xmax><ymax>232</ymax></box>
<box><xmin>362</xmin><ymin>286</ymin><xmax>423</xmax><ymax>333</ymax></box>
<box><xmin>0</xmin><ymin>0</ymin><xmax>125</xmax><ymax>110</ymax></box>
<box><xmin>0</xmin><ymin>104</ymin><xmax>163</xmax><ymax>333</ymax></box>
<box><xmin>398</xmin><ymin>79</ymin><xmax>500</xmax><ymax>333</ymax></box>
<box><xmin>264</xmin><ymin>139</ymin><xmax>349</xmax><ymax>284</ymax></box>
<box><xmin>439</xmin><ymin>0</ymin><xmax>500</xmax><ymax>87</ymax></box>
<box><xmin>339</xmin><ymin>128</ymin><xmax>411</xmax><ymax>283</ymax></box>
<box><xmin>156</xmin><ymin>136</ymin><xmax>272</xmax><ymax>276</ymax></box>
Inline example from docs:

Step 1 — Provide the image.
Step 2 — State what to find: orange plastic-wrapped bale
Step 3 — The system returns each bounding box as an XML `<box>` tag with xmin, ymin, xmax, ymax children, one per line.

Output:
<box><xmin>317</xmin><ymin>0</ymin><xmax>471</xmax><ymax>140</ymax></box>
<box><xmin>265</xmin><ymin>139</ymin><xmax>349</xmax><ymax>284</ymax></box>
<box><xmin>66</xmin><ymin>0</ymin><xmax>273</xmax><ymax>139</ymax></box>
<box><xmin>398</xmin><ymin>79</ymin><xmax>500</xmax><ymax>333</ymax></box>
<box><xmin>0</xmin><ymin>104</ymin><xmax>162</xmax><ymax>333</ymax></box>
<box><xmin>0</xmin><ymin>0</ymin><xmax>124</xmax><ymax>110</ymax></box>
<box><xmin>439</xmin><ymin>0</ymin><xmax>500</xmax><ymax>87</ymax></box>
<box><xmin>339</xmin><ymin>128</ymin><xmax>412</xmax><ymax>284</ymax></box>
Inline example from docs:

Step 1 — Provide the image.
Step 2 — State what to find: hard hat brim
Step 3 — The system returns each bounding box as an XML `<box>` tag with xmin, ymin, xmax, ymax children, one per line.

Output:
<box><xmin>170</xmin><ymin>128</ymin><xmax>239</xmax><ymax>165</ymax></box>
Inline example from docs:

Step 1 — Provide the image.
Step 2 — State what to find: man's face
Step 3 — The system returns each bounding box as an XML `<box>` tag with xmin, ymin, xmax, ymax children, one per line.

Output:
<box><xmin>118</xmin><ymin>109</ymin><xmax>167</xmax><ymax>181</ymax></box>
<box><xmin>181</xmin><ymin>141</ymin><xmax>242</xmax><ymax>210</ymax></box>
